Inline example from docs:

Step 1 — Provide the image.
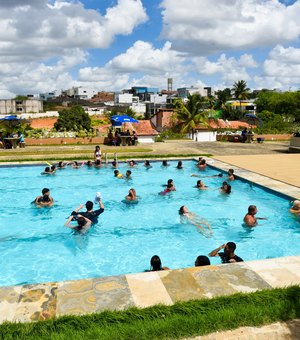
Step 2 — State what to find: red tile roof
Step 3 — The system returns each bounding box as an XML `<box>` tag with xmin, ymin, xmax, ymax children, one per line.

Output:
<box><xmin>131</xmin><ymin>120</ymin><xmax>158</xmax><ymax>136</ymax></box>
<box><xmin>196</xmin><ymin>118</ymin><xmax>252</xmax><ymax>130</ymax></box>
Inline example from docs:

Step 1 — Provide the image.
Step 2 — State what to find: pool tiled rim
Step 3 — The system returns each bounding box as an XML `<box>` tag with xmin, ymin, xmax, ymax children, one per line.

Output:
<box><xmin>0</xmin><ymin>157</ymin><xmax>299</xmax><ymax>323</ymax></box>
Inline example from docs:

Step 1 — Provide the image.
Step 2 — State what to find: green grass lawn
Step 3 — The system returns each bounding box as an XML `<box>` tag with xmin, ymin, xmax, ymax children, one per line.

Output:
<box><xmin>1</xmin><ymin>286</ymin><xmax>299</xmax><ymax>340</ymax></box>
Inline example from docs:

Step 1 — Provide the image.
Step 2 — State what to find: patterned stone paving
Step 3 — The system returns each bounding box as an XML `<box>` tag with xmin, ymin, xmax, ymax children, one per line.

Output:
<box><xmin>0</xmin><ymin>257</ymin><xmax>300</xmax><ymax>324</ymax></box>
<box><xmin>0</xmin><ymin>159</ymin><xmax>299</xmax><ymax>324</ymax></box>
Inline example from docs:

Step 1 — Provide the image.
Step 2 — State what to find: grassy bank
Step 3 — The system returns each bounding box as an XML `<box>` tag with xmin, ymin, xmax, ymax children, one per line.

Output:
<box><xmin>0</xmin><ymin>154</ymin><xmax>211</xmax><ymax>163</ymax></box>
<box><xmin>1</xmin><ymin>286</ymin><xmax>299</xmax><ymax>340</ymax></box>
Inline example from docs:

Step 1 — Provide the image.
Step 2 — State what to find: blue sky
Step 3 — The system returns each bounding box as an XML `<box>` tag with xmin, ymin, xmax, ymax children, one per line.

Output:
<box><xmin>0</xmin><ymin>0</ymin><xmax>299</xmax><ymax>98</ymax></box>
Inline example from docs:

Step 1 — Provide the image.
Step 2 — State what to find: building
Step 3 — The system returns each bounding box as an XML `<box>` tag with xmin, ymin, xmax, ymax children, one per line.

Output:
<box><xmin>64</xmin><ymin>87</ymin><xmax>98</xmax><ymax>100</ymax></box>
<box><xmin>226</xmin><ymin>100</ymin><xmax>256</xmax><ymax>114</ymax></box>
<box><xmin>177</xmin><ymin>86</ymin><xmax>214</xmax><ymax>99</ymax></box>
<box><xmin>0</xmin><ymin>99</ymin><xmax>43</xmax><ymax>115</ymax></box>
<box><xmin>150</xmin><ymin>108</ymin><xmax>176</xmax><ymax>132</ymax></box>
<box><xmin>39</xmin><ymin>91</ymin><xmax>60</xmax><ymax>101</ymax></box>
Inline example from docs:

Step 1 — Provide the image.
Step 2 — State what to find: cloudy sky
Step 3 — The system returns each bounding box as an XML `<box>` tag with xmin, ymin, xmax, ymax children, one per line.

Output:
<box><xmin>0</xmin><ymin>0</ymin><xmax>299</xmax><ymax>98</ymax></box>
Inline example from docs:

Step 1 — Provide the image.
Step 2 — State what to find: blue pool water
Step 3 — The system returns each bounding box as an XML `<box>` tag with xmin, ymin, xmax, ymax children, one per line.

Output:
<box><xmin>0</xmin><ymin>160</ymin><xmax>299</xmax><ymax>287</ymax></box>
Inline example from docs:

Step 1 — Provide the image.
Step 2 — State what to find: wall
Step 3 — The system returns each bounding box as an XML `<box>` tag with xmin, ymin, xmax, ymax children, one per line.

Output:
<box><xmin>24</xmin><ymin>137</ymin><xmax>105</xmax><ymax>145</ymax></box>
<box><xmin>191</xmin><ymin>131</ymin><xmax>217</xmax><ymax>142</ymax></box>
<box><xmin>138</xmin><ymin>136</ymin><xmax>155</xmax><ymax>143</ymax></box>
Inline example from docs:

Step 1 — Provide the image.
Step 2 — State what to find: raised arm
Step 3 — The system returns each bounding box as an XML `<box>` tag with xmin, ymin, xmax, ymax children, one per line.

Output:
<box><xmin>208</xmin><ymin>244</ymin><xmax>225</xmax><ymax>257</ymax></box>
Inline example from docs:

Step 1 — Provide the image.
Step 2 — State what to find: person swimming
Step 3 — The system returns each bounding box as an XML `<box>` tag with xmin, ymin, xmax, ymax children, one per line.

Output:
<box><xmin>65</xmin><ymin>214</ymin><xmax>92</xmax><ymax>233</ymax></box>
<box><xmin>127</xmin><ymin>160</ymin><xmax>137</xmax><ymax>167</ymax></box>
<box><xmin>94</xmin><ymin>159</ymin><xmax>102</xmax><ymax>168</ymax></box>
<box><xmin>243</xmin><ymin>205</ymin><xmax>267</xmax><ymax>227</ymax></box>
<box><xmin>197</xmin><ymin>159</ymin><xmax>207</xmax><ymax>170</ymax></box>
<box><xmin>162</xmin><ymin>160</ymin><xmax>169</xmax><ymax>167</ymax></box>
<box><xmin>228</xmin><ymin>169</ymin><xmax>236</xmax><ymax>181</ymax></box>
<box><xmin>146</xmin><ymin>255</ymin><xmax>169</xmax><ymax>271</ymax></box>
<box><xmin>125</xmin><ymin>188</ymin><xmax>137</xmax><ymax>201</ymax></box>
<box><xmin>290</xmin><ymin>200</ymin><xmax>300</xmax><ymax>214</ymax></box>
<box><xmin>162</xmin><ymin>179</ymin><xmax>176</xmax><ymax>191</ymax></box>
<box><xmin>125</xmin><ymin>170</ymin><xmax>132</xmax><ymax>179</ymax></box>
<box><xmin>57</xmin><ymin>161</ymin><xmax>66</xmax><ymax>169</ymax></box>
<box><xmin>41</xmin><ymin>166</ymin><xmax>55</xmax><ymax>175</ymax></box>
<box><xmin>176</xmin><ymin>161</ymin><xmax>183</xmax><ymax>169</ymax></box>
<box><xmin>144</xmin><ymin>160</ymin><xmax>152</xmax><ymax>168</ymax></box>
<box><xmin>220</xmin><ymin>181</ymin><xmax>231</xmax><ymax>194</ymax></box>
<box><xmin>114</xmin><ymin>169</ymin><xmax>123</xmax><ymax>178</ymax></box>
<box><xmin>195</xmin><ymin>180</ymin><xmax>208</xmax><ymax>190</ymax></box>
<box><xmin>179</xmin><ymin>206</ymin><xmax>213</xmax><ymax>238</ymax></box>
<box><xmin>33</xmin><ymin>188</ymin><xmax>54</xmax><ymax>207</ymax></box>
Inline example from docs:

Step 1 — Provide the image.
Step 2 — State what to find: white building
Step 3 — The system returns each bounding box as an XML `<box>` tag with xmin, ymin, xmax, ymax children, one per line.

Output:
<box><xmin>65</xmin><ymin>87</ymin><xmax>97</xmax><ymax>100</ymax></box>
<box><xmin>177</xmin><ymin>86</ymin><xmax>214</xmax><ymax>98</ymax></box>
<box><xmin>0</xmin><ymin>99</ymin><xmax>43</xmax><ymax>115</ymax></box>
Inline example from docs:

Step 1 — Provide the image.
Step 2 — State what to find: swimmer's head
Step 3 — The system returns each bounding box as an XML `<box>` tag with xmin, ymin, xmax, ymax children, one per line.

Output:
<box><xmin>150</xmin><ymin>255</ymin><xmax>162</xmax><ymax>271</ymax></box>
<box><xmin>167</xmin><ymin>179</ymin><xmax>173</xmax><ymax>185</ymax></box>
<box><xmin>114</xmin><ymin>169</ymin><xmax>119</xmax><ymax>176</ymax></box>
<box><xmin>126</xmin><ymin>170</ymin><xmax>131</xmax><ymax>177</ymax></box>
<box><xmin>77</xmin><ymin>217</ymin><xmax>86</xmax><ymax>227</ymax></box>
<box><xmin>292</xmin><ymin>200</ymin><xmax>300</xmax><ymax>210</ymax></box>
<box><xmin>195</xmin><ymin>255</ymin><xmax>211</xmax><ymax>267</ymax></box>
<box><xmin>42</xmin><ymin>194</ymin><xmax>50</xmax><ymax>202</ymax></box>
<box><xmin>44</xmin><ymin>166</ymin><xmax>50</xmax><ymax>172</ymax></box>
<box><xmin>85</xmin><ymin>201</ymin><xmax>93</xmax><ymax>211</ymax></box>
<box><xmin>228</xmin><ymin>169</ymin><xmax>234</xmax><ymax>175</ymax></box>
<box><xmin>145</xmin><ymin>160</ymin><xmax>150</xmax><ymax>166</ymax></box>
<box><xmin>179</xmin><ymin>206</ymin><xmax>188</xmax><ymax>215</ymax></box>
<box><xmin>95</xmin><ymin>159</ymin><xmax>101</xmax><ymax>165</ymax></box>
<box><xmin>42</xmin><ymin>188</ymin><xmax>50</xmax><ymax>195</ymax></box>
<box><xmin>248</xmin><ymin>205</ymin><xmax>257</xmax><ymax>215</ymax></box>
<box><xmin>225</xmin><ymin>242</ymin><xmax>236</xmax><ymax>253</ymax></box>
<box><xmin>162</xmin><ymin>160</ymin><xmax>168</xmax><ymax>166</ymax></box>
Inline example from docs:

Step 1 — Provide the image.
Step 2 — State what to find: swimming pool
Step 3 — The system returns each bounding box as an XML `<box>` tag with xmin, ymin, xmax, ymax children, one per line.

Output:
<box><xmin>0</xmin><ymin>160</ymin><xmax>299</xmax><ymax>287</ymax></box>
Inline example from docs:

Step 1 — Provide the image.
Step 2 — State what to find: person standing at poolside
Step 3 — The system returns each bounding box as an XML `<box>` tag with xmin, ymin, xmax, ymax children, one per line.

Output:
<box><xmin>208</xmin><ymin>242</ymin><xmax>243</xmax><ymax>263</ymax></box>
<box><xmin>94</xmin><ymin>145</ymin><xmax>102</xmax><ymax>162</ymax></box>
<box><xmin>243</xmin><ymin>205</ymin><xmax>267</xmax><ymax>227</ymax></box>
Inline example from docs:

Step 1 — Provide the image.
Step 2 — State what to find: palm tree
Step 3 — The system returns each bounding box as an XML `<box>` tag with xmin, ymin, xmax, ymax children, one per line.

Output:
<box><xmin>232</xmin><ymin>80</ymin><xmax>250</xmax><ymax>110</ymax></box>
<box><xmin>174</xmin><ymin>94</ymin><xmax>208</xmax><ymax>139</ymax></box>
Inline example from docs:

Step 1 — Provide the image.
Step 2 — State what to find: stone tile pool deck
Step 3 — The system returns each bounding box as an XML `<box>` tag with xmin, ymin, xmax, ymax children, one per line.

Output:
<box><xmin>0</xmin><ymin>157</ymin><xmax>299</xmax><ymax>324</ymax></box>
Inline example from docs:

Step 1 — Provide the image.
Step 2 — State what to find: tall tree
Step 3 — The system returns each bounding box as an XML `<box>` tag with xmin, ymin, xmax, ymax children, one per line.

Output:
<box><xmin>174</xmin><ymin>94</ymin><xmax>208</xmax><ymax>139</ymax></box>
<box><xmin>232</xmin><ymin>80</ymin><xmax>250</xmax><ymax>110</ymax></box>
<box><xmin>54</xmin><ymin>106</ymin><xmax>91</xmax><ymax>132</ymax></box>
<box><xmin>215</xmin><ymin>88</ymin><xmax>232</xmax><ymax>110</ymax></box>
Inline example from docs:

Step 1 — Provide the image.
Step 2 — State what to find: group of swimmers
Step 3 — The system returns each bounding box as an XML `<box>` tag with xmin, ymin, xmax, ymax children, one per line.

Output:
<box><xmin>147</xmin><ymin>242</ymin><xmax>243</xmax><ymax>271</ymax></box>
<box><xmin>36</xmin><ymin>154</ymin><xmax>299</xmax><ymax>233</ymax></box>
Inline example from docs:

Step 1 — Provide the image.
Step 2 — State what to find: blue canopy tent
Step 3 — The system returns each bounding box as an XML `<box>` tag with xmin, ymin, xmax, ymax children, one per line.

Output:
<box><xmin>0</xmin><ymin>115</ymin><xmax>29</xmax><ymax>133</ymax></box>
<box><xmin>110</xmin><ymin>115</ymin><xmax>139</xmax><ymax>127</ymax></box>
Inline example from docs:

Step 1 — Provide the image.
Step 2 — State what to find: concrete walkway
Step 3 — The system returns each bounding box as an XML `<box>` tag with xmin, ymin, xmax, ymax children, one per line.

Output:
<box><xmin>213</xmin><ymin>154</ymin><xmax>300</xmax><ymax>188</ymax></box>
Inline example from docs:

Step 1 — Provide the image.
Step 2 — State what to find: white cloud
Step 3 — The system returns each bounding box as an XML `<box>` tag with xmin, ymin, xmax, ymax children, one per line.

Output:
<box><xmin>254</xmin><ymin>45</ymin><xmax>300</xmax><ymax>89</ymax></box>
<box><xmin>160</xmin><ymin>0</ymin><xmax>300</xmax><ymax>55</ymax></box>
<box><xmin>192</xmin><ymin>53</ymin><xmax>257</xmax><ymax>85</ymax></box>
<box><xmin>0</xmin><ymin>0</ymin><xmax>148</xmax><ymax>97</ymax></box>
<box><xmin>78</xmin><ymin>41</ymin><xmax>188</xmax><ymax>90</ymax></box>
<box><xmin>0</xmin><ymin>0</ymin><xmax>147</xmax><ymax>62</ymax></box>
